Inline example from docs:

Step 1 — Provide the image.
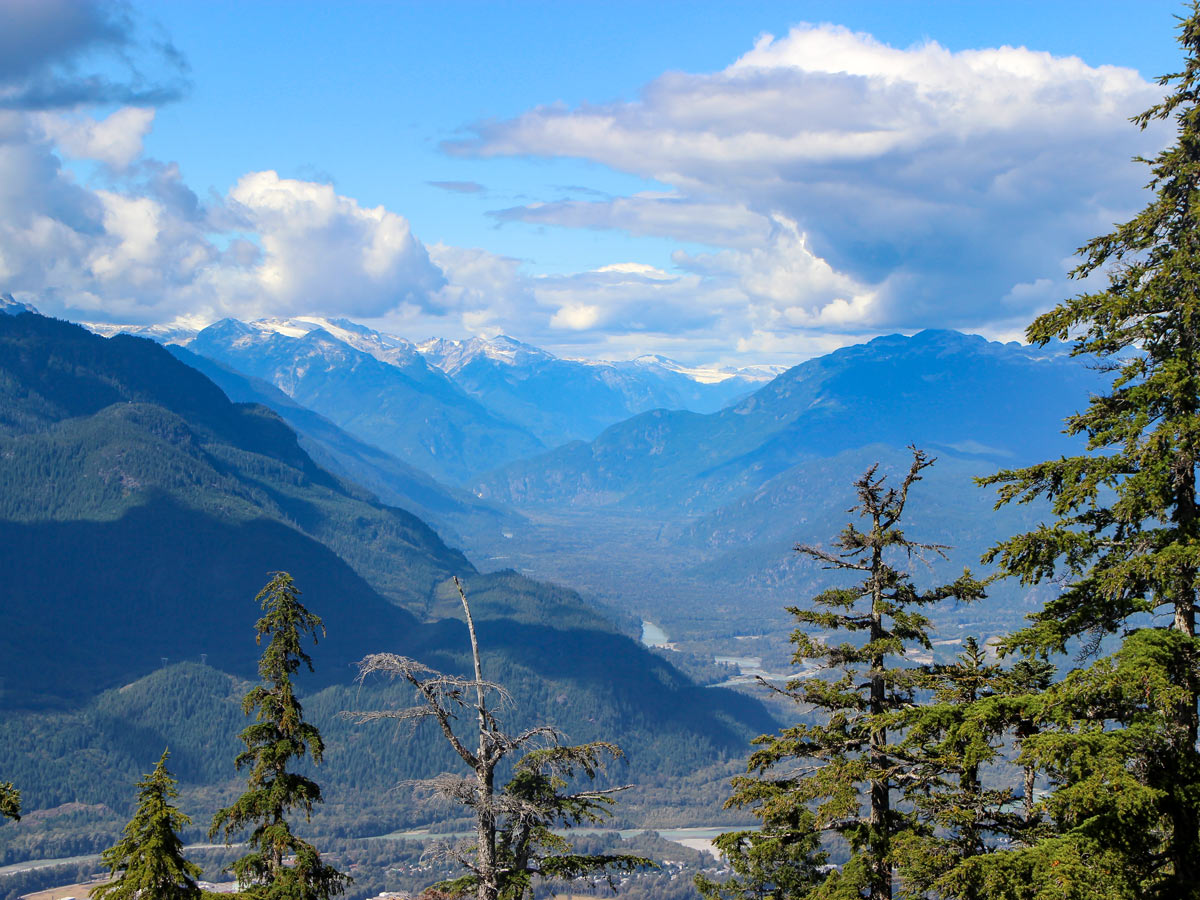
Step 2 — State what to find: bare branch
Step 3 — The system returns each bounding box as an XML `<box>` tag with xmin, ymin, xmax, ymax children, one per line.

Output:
<box><xmin>796</xmin><ymin>543</ymin><xmax>871</xmax><ymax>570</ymax></box>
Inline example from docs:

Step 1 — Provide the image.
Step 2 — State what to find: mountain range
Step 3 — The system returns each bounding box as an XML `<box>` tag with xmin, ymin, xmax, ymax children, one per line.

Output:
<box><xmin>0</xmin><ymin>309</ymin><xmax>773</xmax><ymax>820</ymax></box>
<box><xmin>67</xmin><ymin>307</ymin><xmax>1105</xmax><ymax>648</ymax></box>
<box><xmin>88</xmin><ymin>315</ymin><xmax>781</xmax><ymax>473</ymax></box>
<box><xmin>0</xmin><ymin>296</ymin><xmax>1119</xmax><ymax>898</ymax></box>
<box><xmin>418</xmin><ymin>333</ymin><xmax>779</xmax><ymax>444</ymax></box>
<box><xmin>187</xmin><ymin>317</ymin><xmax>543</xmax><ymax>485</ymax></box>
<box><xmin>459</xmin><ymin>330</ymin><xmax>1104</xmax><ymax>644</ymax></box>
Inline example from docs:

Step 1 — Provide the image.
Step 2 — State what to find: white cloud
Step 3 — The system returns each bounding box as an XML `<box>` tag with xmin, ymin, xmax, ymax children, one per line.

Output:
<box><xmin>0</xmin><ymin>111</ymin><xmax>446</xmax><ymax>324</ymax></box>
<box><xmin>0</xmin><ymin>18</ymin><xmax>1172</xmax><ymax>367</ymax></box>
<box><xmin>450</xmin><ymin>24</ymin><xmax>1166</xmax><ymax>334</ymax></box>
<box><xmin>214</xmin><ymin>171</ymin><xmax>445</xmax><ymax>317</ymax></box>
<box><xmin>491</xmin><ymin>194</ymin><xmax>773</xmax><ymax>249</ymax></box>
<box><xmin>673</xmin><ymin>214</ymin><xmax>877</xmax><ymax>327</ymax></box>
<box><xmin>35</xmin><ymin>106</ymin><xmax>155</xmax><ymax>168</ymax></box>
<box><xmin>549</xmin><ymin>303</ymin><xmax>601</xmax><ymax>330</ymax></box>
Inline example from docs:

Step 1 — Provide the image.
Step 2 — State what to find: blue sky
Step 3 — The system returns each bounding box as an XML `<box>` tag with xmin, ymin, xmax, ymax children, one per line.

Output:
<box><xmin>0</xmin><ymin>0</ymin><xmax>1191</xmax><ymax>363</ymax></box>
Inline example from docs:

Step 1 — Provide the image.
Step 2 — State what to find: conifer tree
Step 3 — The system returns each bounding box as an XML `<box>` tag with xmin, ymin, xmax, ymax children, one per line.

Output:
<box><xmin>694</xmin><ymin>807</ymin><xmax>827</xmax><ymax>900</ymax></box>
<box><xmin>890</xmin><ymin>641</ymin><xmax>1051</xmax><ymax>900</ymax></box>
<box><xmin>92</xmin><ymin>749</ymin><xmax>201</xmax><ymax>900</ymax></box>
<box><xmin>0</xmin><ymin>782</ymin><xmax>18</xmax><ymax>821</ymax></box>
<box><xmin>715</xmin><ymin>450</ymin><xmax>983</xmax><ymax>900</ymax></box>
<box><xmin>977</xmin><ymin>6</ymin><xmax>1200</xmax><ymax>895</ymax></box>
<box><xmin>210</xmin><ymin>572</ymin><xmax>349</xmax><ymax>900</ymax></box>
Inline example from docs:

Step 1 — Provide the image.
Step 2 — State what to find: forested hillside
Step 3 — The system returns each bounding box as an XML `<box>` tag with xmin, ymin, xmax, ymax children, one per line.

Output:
<box><xmin>0</xmin><ymin>312</ymin><xmax>773</xmax><ymax>818</ymax></box>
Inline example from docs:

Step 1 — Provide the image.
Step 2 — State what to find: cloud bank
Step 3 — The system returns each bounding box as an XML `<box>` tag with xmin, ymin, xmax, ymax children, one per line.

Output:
<box><xmin>0</xmin><ymin>8</ymin><xmax>1175</xmax><ymax>363</ymax></box>
<box><xmin>450</xmin><ymin>24</ymin><xmax>1167</xmax><ymax>340</ymax></box>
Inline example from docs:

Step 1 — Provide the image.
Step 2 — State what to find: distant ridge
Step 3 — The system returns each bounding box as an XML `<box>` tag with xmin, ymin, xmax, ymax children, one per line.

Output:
<box><xmin>0</xmin><ymin>308</ymin><xmax>775</xmax><ymax>788</ymax></box>
<box><xmin>80</xmin><ymin>315</ymin><xmax>783</xmax><ymax>450</ymax></box>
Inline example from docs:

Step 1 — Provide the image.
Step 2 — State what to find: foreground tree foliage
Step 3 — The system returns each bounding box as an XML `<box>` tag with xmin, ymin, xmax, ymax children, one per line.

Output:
<box><xmin>707</xmin><ymin>450</ymin><xmax>983</xmax><ymax>900</ymax></box>
<box><xmin>92</xmin><ymin>749</ymin><xmax>201</xmax><ymax>900</ymax></box>
<box><xmin>969</xmin><ymin>7</ymin><xmax>1200</xmax><ymax>897</ymax></box>
<box><xmin>890</xmin><ymin>641</ymin><xmax>1052</xmax><ymax>899</ymax></box>
<box><xmin>0</xmin><ymin>782</ymin><xmax>17</xmax><ymax>822</ymax></box>
<box><xmin>210</xmin><ymin>572</ymin><xmax>349</xmax><ymax>900</ymax></box>
<box><xmin>346</xmin><ymin>577</ymin><xmax>650</xmax><ymax>900</ymax></box>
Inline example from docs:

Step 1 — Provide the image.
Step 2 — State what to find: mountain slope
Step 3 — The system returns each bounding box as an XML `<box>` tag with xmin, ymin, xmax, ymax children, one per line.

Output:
<box><xmin>169</xmin><ymin>345</ymin><xmax>520</xmax><ymax>548</ymax></box>
<box><xmin>457</xmin><ymin>331</ymin><xmax>1103</xmax><ymax>641</ymax></box>
<box><xmin>189</xmin><ymin>318</ymin><xmax>544</xmax><ymax>483</ymax></box>
<box><xmin>475</xmin><ymin>330</ymin><xmax>1097</xmax><ymax>513</ymax></box>
<box><xmin>0</xmin><ymin>310</ymin><xmax>774</xmax><ymax>773</ymax></box>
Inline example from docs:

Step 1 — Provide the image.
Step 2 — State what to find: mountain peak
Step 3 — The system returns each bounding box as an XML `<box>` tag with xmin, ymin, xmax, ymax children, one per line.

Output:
<box><xmin>1</xmin><ymin>293</ymin><xmax>39</xmax><ymax>317</ymax></box>
<box><xmin>625</xmin><ymin>353</ymin><xmax>783</xmax><ymax>386</ymax></box>
<box><xmin>418</xmin><ymin>334</ymin><xmax>555</xmax><ymax>375</ymax></box>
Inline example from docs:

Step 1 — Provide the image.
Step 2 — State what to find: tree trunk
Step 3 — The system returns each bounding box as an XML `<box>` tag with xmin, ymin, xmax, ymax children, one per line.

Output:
<box><xmin>1167</xmin><ymin>443</ymin><xmax>1199</xmax><ymax>891</ymax></box>
<box><xmin>476</xmin><ymin>764</ymin><xmax>498</xmax><ymax>900</ymax></box>
<box><xmin>868</xmin><ymin>538</ymin><xmax>891</xmax><ymax>900</ymax></box>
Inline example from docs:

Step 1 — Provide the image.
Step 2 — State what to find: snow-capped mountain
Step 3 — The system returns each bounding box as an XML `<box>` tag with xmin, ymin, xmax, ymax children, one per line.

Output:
<box><xmin>419</xmin><ymin>334</ymin><xmax>554</xmax><ymax>374</ymax></box>
<box><xmin>253</xmin><ymin>316</ymin><xmax>428</xmax><ymax>370</ymax></box>
<box><xmin>189</xmin><ymin>318</ymin><xmax>544</xmax><ymax>484</ymax></box>
<box><xmin>624</xmin><ymin>353</ymin><xmax>784</xmax><ymax>387</ymax></box>
<box><xmin>1</xmin><ymin>294</ymin><xmax>39</xmax><ymax>316</ymax></box>
<box><xmin>75</xmin><ymin>312</ymin><xmax>788</xmax><ymax>460</ymax></box>
<box><xmin>81</xmin><ymin>321</ymin><xmax>200</xmax><ymax>344</ymax></box>
<box><xmin>417</xmin><ymin>334</ymin><xmax>782</xmax><ymax>444</ymax></box>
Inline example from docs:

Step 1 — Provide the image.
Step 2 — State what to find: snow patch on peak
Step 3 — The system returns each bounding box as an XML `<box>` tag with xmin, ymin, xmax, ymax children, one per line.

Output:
<box><xmin>251</xmin><ymin>317</ymin><xmax>319</xmax><ymax>339</ymax></box>
<box><xmin>245</xmin><ymin>316</ymin><xmax>423</xmax><ymax>369</ymax></box>
<box><xmin>419</xmin><ymin>334</ymin><xmax>554</xmax><ymax>375</ymax></box>
<box><xmin>627</xmin><ymin>354</ymin><xmax>784</xmax><ymax>385</ymax></box>
<box><xmin>80</xmin><ymin>319</ymin><xmax>202</xmax><ymax>345</ymax></box>
<box><xmin>1</xmin><ymin>294</ymin><xmax>39</xmax><ymax>316</ymax></box>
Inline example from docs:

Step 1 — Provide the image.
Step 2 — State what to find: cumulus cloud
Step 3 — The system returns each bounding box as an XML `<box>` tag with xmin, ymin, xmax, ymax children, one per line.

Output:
<box><xmin>214</xmin><ymin>171</ymin><xmax>445</xmax><ymax>317</ymax></box>
<box><xmin>0</xmin><ymin>113</ymin><xmax>446</xmax><ymax>324</ymax></box>
<box><xmin>0</xmin><ymin>12</ymin><xmax>1174</xmax><ymax>366</ymax></box>
<box><xmin>449</xmin><ymin>24</ymin><xmax>1167</xmax><ymax>335</ymax></box>
<box><xmin>35</xmin><ymin>106</ymin><xmax>156</xmax><ymax>168</ymax></box>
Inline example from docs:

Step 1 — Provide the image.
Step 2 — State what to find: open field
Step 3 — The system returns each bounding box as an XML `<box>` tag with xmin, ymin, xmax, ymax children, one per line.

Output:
<box><xmin>21</xmin><ymin>881</ymin><xmax>100</xmax><ymax>900</ymax></box>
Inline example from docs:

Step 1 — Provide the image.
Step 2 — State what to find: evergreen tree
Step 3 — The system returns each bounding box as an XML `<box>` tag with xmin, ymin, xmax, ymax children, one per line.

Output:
<box><xmin>0</xmin><ymin>781</ymin><xmax>18</xmax><ymax>821</ymax></box>
<box><xmin>977</xmin><ymin>6</ymin><xmax>1200</xmax><ymax>895</ymax></box>
<box><xmin>713</xmin><ymin>450</ymin><xmax>983</xmax><ymax>900</ymax></box>
<box><xmin>210</xmin><ymin>572</ymin><xmax>349</xmax><ymax>900</ymax></box>
<box><xmin>694</xmin><ymin>807</ymin><xmax>827</xmax><ymax>900</ymax></box>
<box><xmin>91</xmin><ymin>749</ymin><xmax>201</xmax><ymax>900</ymax></box>
<box><xmin>890</xmin><ymin>641</ymin><xmax>1051</xmax><ymax>900</ymax></box>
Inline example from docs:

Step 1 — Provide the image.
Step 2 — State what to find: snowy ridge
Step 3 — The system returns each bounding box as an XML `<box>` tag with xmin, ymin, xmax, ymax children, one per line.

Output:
<box><xmin>80</xmin><ymin>321</ymin><xmax>200</xmax><ymax>344</ymax></box>
<box><xmin>418</xmin><ymin>335</ymin><xmax>554</xmax><ymax>376</ymax></box>
<box><xmin>247</xmin><ymin>316</ymin><xmax>425</xmax><ymax>369</ymax></box>
<box><xmin>1</xmin><ymin>294</ymin><xmax>39</xmax><ymax>317</ymax></box>
<box><xmin>623</xmin><ymin>354</ymin><xmax>784</xmax><ymax>385</ymax></box>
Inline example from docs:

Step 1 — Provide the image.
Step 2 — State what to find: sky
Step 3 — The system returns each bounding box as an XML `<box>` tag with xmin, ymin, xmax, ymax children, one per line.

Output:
<box><xmin>0</xmin><ymin>0</ymin><xmax>1191</xmax><ymax>365</ymax></box>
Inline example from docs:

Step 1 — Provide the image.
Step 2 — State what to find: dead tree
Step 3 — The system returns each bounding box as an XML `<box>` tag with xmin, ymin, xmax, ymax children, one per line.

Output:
<box><xmin>345</xmin><ymin>577</ymin><xmax>649</xmax><ymax>900</ymax></box>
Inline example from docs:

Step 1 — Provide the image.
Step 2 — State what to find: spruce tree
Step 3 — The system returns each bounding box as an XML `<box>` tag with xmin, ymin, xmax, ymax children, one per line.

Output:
<box><xmin>92</xmin><ymin>749</ymin><xmax>201</xmax><ymax>900</ymax></box>
<box><xmin>890</xmin><ymin>641</ymin><xmax>1051</xmax><ymax>900</ymax></box>
<box><xmin>976</xmin><ymin>6</ymin><xmax>1200</xmax><ymax>895</ymax></box>
<box><xmin>210</xmin><ymin>572</ymin><xmax>349</xmax><ymax>900</ymax></box>
<box><xmin>694</xmin><ymin>808</ymin><xmax>827</xmax><ymax>900</ymax></box>
<box><xmin>715</xmin><ymin>450</ymin><xmax>983</xmax><ymax>900</ymax></box>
